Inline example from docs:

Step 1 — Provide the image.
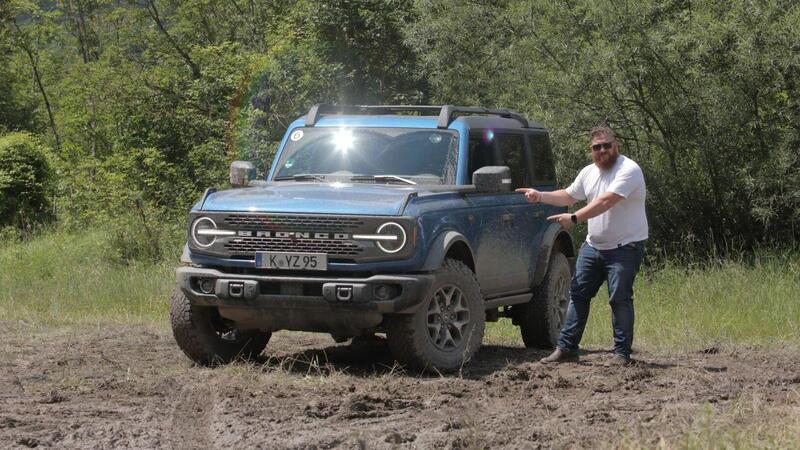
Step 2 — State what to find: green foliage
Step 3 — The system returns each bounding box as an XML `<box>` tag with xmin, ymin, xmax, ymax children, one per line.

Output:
<box><xmin>0</xmin><ymin>5</ymin><xmax>38</xmax><ymax>133</ymax></box>
<box><xmin>5</xmin><ymin>1</ymin><xmax>427</xmax><ymax>237</ymax></box>
<box><xmin>287</xmin><ymin>0</ymin><xmax>428</xmax><ymax>103</ymax></box>
<box><xmin>408</xmin><ymin>0</ymin><xmax>800</xmax><ymax>254</ymax></box>
<box><xmin>105</xmin><ymin>202</ymin><xmax>184</xmax><ymax>265</ymax></box>
<box><xmin>2</xmin><ymin>0</ymin><xmax>798</xmax><ymax>260</ymax></box>
<box><xmin>0</xmin><ymin>132</ymin><xmax>53</xmax><ymax>229</ymax></box>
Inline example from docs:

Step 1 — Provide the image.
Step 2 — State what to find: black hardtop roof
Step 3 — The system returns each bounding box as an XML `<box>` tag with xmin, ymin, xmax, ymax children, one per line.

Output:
<box><xmin>304</xmin><ymin>104</ymin><xmax>546</xmax><ymax>130</ymax></box>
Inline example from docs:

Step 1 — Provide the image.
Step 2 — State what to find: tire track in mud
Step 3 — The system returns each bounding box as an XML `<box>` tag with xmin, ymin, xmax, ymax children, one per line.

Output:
<box><xmin>169</xmin><ymin>384</ymin><xmax>215</xmax><ymax>449</ymax></box>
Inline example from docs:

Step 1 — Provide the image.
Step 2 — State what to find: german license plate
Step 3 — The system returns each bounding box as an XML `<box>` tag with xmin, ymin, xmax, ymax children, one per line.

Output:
<box><xmin>255</xmin><ymin>252</ymin><xmax>327</xmax><ymax>270</ymax></box>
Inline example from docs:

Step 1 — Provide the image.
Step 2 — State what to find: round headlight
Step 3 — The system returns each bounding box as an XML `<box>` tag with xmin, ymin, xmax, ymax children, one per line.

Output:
<box><xmin>376</xmin><ymin>222</ymin><xmax>407</xmax><ymax>253</ymax></box>
<box><xmin>191</xmin><ymin>217</ymin><xmax>217</xmax><ymax>248</ymax></box>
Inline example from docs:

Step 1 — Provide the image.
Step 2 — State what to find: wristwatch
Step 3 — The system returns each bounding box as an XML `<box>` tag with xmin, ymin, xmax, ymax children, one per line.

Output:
<box><xmin>570</xmin><ymin>214</ymin><xmax>578</xmax><ymax>224</ymax></box>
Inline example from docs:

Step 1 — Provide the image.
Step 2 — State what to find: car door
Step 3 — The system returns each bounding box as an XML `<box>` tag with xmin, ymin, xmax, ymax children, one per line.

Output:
<box><xmin>462</xmin><ymin>132</ymin><xmax>512</xmax><ymax>295</ymax></box>
<box><xmin>493</xmin><ymin>132</ymin><xmax>542</xmax><ymax>292</ymax></box>
<box><xmin>524</xmin><ymin>132</ymin><xmax>559</xmax><ymax>285</ymax></box>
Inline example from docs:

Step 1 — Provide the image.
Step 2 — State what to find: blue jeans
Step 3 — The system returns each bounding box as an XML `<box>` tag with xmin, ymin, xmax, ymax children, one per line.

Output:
<box><xmin>557</xmin><ymin>241</ymin><xmax>645</xmax><ymax>358</ymax></box>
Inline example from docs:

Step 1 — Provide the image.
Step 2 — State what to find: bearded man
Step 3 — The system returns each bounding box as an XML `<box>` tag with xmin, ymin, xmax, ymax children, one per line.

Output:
<box><xmin>516</xmin><ymin>126</ymin><xmax>648</xmax><ymax>365</ymax></box>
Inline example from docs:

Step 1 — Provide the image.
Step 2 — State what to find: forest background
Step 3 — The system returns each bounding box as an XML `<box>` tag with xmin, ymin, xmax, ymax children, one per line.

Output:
<box><xmin>1</xmin><ymin>0</ymin><xmax>799</xmax><ymax>263</ymax></box>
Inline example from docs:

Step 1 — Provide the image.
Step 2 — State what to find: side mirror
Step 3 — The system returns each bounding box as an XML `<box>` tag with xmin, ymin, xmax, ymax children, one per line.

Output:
<box><xmin>472</xmin><ymin>166</ymin><xmax>512</xmax><ymax>193</ymax></box>
<box><xmin>230</xmin><ymin>161</ymin><xmax>256</xmax><ymax>188</ymax></box>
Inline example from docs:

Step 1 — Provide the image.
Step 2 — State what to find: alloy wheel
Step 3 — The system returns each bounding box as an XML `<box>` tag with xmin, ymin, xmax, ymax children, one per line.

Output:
<box><xmin>426</xmin><ymin>284</ymin><xmax>471</xmax><ymax>351</ymax></box>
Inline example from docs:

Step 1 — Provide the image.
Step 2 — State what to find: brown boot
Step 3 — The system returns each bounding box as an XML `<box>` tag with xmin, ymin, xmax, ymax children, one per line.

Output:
<box><xmin>539</xmin><ymin>348</ymin><xmax>578</xmax><ymax>364</ymax></box>
<box><xmin>604</xmin><ymin>354</ymin><xmax>632</xmax><ymax>366</ymax></box>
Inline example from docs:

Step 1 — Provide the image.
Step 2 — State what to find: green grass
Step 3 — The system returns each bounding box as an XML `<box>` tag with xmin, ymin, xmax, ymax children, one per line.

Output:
<box><xmin>2</xmin><ymin>230</ymin><xmax>799</xmax><ymax>351</ymax></box>
<box><xmin>0</xmin><ymin>230</ymin><xmax>173</xmax><ymax>325</ymax></box>
<box><xmin>487</xmin><ymin>254</ymin><xmax>800</xmax><ymax>350</ymax></box>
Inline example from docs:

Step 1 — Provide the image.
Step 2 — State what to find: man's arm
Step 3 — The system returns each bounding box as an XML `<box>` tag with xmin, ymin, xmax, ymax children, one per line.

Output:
<box><xmin>515</xmin><ymin>188</ymin><xmax>578</xmax><ymax>207</ymax></box>
<box><xmin>574</xmin><ymin>191</ymin><xmax>624</xmax><ymax>221</ymax></box>
<box><xmin>547</xmin><ymin>191</ymin><xmax>624</xmax><ymax>229</ymax></box>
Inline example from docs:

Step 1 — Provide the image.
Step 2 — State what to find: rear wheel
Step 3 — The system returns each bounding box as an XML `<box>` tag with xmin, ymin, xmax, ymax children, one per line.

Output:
<box><xmin>169</xmin><ymin>287</ymin><xmax>270</xmax><ymax>366</ymax></box>
<box><xmin>517</xmin><ymin>252</ymin><xmax>571</xmax><ymax>348</ymax></box>
<box><xmin>385</xmin><ymin>259</ymin><xmax>485</xmax><ymax>372</ymax></box>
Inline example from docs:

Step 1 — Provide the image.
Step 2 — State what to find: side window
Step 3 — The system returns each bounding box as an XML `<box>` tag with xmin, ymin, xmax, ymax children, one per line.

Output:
<box><xmin>467</xmin><ymin>133</ymin><xmax>495</xmax><ymax>180</ymax></box>
<box><xmin>529</xmin><ymin>134</ymin><xmax>556</xmax><ymax>184</ymax></box>
<box><xmin>496</xmin><ymin>133</ymin><xmax>529</xmax><ymax>188</ymax></box>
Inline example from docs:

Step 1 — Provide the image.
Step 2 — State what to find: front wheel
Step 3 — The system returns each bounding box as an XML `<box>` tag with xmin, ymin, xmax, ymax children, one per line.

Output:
<box><xmin>385</xmin><ymin>259</ymin><xmax>485</xmax><ymax>372</ymax></box>
<box><xmin>517</xmin><ymin>252</ymin><xmax>571</xmax><ymax>348</ymax></box>
<box><xmin>169</xmin><ymin>287</ymin><xmax>271</xmax><ymax>366</ymax></box>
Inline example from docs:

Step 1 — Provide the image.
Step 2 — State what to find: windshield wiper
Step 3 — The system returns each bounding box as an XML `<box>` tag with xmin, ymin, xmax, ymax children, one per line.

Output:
<box><xmin>350</xmin><ymin>175</ymin><xmax>417</xmax><ymax>185</ymax></box>
<box><xmin>273</xmin><ymin>174</ymin><xmax>327</xmax><ymax>182</ymax></box>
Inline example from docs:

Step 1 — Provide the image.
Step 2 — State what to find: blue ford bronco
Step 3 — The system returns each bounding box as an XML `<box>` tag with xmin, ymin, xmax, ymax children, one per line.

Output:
<box><xmin>170</xmin><ymin>105</ymin><xmax>576</xmax><ymax>372</ymax></box>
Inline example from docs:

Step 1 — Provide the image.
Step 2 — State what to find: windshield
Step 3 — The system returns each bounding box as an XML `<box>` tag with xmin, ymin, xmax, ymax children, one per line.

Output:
<box><xmin>273</xmin><ymin>127</ymin><xmax>459</xmax><ymax>184</ymax></box>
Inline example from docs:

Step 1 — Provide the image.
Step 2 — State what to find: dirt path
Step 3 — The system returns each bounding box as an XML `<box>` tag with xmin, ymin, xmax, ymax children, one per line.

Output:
<box><xmin>1</xmin><ymin>323</ymin><xmax>798</xmax><ymax>449</ymax></box>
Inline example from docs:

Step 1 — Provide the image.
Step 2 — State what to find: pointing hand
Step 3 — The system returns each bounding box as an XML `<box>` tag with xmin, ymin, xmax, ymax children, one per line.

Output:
<box><xmin>547</xmin><ymin>213</ymin><xmax>573</xmax><ymax>230</ymax></box>
<box><xmin>515</xmin><ymin>188</ymin><xmax>542</xmax><ymax>203</ymax></box>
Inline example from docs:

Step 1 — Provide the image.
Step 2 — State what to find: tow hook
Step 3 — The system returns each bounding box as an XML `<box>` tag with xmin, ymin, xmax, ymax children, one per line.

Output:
<box><xmin>335</xmin><ymin>285</ymin><xmax>353</xmax><ymax>302</ymax></box>
<box><xmin>214</xmin><ymin>279</ymin><xmax>258</xmax><ymax>300</ymax></box>
<box><xmin>229</xmin><ymin>281</ymin><xmax>245</xmax><ymax>298</ymax></box>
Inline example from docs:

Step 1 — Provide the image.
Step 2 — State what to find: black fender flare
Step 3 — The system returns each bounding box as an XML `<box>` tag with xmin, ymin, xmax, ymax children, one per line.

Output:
<box><xmin>532</xmin><ymin>223</ymin><xmax>576</xmax><ymax>286</ymax></box>
<box><xmin>180</xmin><ymin>244</ymin><xmax>191</xmax><ymax>264</ymax></box>
<box><xmin>421</xmin><ymin>231</ymin><xmax>475</xmax><ymax>272</ymax></box>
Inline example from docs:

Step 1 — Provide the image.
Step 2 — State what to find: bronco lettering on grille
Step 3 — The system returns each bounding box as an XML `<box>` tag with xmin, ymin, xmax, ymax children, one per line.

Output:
<box><xmin>236</xmin><ymin>230</ymin><xmax>351</xmax><ymax>239</ymax></box>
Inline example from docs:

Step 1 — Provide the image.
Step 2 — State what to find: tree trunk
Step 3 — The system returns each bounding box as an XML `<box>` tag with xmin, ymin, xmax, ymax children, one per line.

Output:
<box><xmin>145</xmin><ymin>0</ymin><xmax>201</xmax><ymax>79</ymax></box>
<box><xmin>12</xmin><ymin>18</ymin><xmax>61</xmax><ymax>150</ymax></box>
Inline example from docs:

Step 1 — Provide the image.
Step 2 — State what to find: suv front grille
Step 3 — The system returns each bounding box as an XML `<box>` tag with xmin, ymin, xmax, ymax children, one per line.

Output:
<box><xmin>188</xmin><ymin>212</ymin><xmax>414</xmax><ymax>262</ymax></box>
<box><xmin>223</xmin><ymin>214</ymin><xmax>364</xmax><ymax>232</ymax></box>
<box><xmin>224</xmin><ymin>237</ymin><xmax>363</xmax><ymax>256</ymax></box>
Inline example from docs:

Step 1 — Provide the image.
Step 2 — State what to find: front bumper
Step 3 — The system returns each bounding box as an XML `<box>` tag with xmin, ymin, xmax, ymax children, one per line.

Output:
<box><xmin>176</xmin><ymin>266</ymin><xmax>434</xmax><ymax>334</ymax></box>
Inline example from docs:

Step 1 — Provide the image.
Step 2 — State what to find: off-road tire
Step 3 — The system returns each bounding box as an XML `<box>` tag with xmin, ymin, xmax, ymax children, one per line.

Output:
<box><xmin>385</xmin><ymin>259</ymin><xmax>485</xmax><ymax>373</ymax></box>
<box><xmin>169</xmin><ymin>287</ymin><xmax>270</xmax><ymax>366</ymax></box>
<box><xmin>518</xmin><ymin>252</ymin><xmax>571</xmax><ymax>349</ymax></box>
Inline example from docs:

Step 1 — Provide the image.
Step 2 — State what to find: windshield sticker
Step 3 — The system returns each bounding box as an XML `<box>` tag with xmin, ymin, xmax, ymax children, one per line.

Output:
<box><xmin>284</xmin><ymin>159</ymin><xmax>294</xmax><ymax>168</ymax></box>
<box><xmin>429</xmin><ymin>134</ymin><xmax>443</xmax><ymax>144</ymax></box>
<box><xmin>290</xmin><ymin>130</ymin><xmax>304</xmax><ymax>142</ymax></box>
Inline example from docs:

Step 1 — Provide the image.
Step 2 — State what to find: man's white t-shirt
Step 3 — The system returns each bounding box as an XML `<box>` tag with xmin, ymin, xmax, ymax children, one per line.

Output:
<box><xmin>565</xmin><ymin>155</ymin><xmax>648</xmax><ymax>250</ymax></box>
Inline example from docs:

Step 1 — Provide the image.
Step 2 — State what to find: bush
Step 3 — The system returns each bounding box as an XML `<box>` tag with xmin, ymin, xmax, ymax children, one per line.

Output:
<box><xmin>0</xmin><ymin>132</ymin><xmax>53</xmax><ymax>229</ymax></box>
<box><xmin>105</xmin><ymin>200</ymin><xmax>185</xmax><ymax>265</ymax></box>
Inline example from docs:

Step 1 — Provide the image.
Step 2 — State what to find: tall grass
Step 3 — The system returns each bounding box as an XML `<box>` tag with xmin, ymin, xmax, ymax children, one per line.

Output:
<box><xmin>2</xmin><ymin>230</ymin><xmax>798</xmax><ymax>350</ymax></box>
<box><xmin>487</xmin><ymin>253</ymin><xmax>800</xmax><ymax>350</ymax></box>
<box><xmin>0</xmin><ymin>230</ymin><xmax>174</xmax><ymax>325</ymax></box>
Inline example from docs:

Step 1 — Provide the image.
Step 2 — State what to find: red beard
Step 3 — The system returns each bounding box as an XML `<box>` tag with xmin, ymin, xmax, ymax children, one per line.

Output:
<box><xmin>593</xmin><ymin>148</ymin><xmax>619</xmax><ymax>170</ymax></box>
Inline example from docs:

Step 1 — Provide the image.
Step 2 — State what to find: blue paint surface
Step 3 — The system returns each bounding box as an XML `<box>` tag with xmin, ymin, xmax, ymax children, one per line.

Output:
<box><xmin>199</xmin><ymin>182</ymin><xmax>416</xmax><ymax>215</ymax></box>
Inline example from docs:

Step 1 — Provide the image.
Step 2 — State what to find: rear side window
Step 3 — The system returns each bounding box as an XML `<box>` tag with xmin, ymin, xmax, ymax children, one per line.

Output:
<box><xmin>496</xmin><ymin>133</ymin><xmax>529</xmax><ymax>188</ymax></box>
<box><xmin>529</xmin><ymin>134</ymin><xmax>556</xmax><ymax>184</ymax></box>
<box><xmin>467</xmin><ymin>134</ymin><xmax>495</xmax><ymax>180</ymax></box>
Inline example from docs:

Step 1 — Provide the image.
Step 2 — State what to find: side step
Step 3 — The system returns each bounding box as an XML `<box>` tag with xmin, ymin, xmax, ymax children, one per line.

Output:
<box><xmin>484</xmin><ymin>293</ymin><xmax>531</xmax><ymax>309</ymax></box>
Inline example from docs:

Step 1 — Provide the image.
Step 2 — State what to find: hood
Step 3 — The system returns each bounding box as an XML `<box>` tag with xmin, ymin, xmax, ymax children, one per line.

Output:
<box><xmin>198</xmin><ymin>182</ymin><xmax>421</xmax><ymax>215</ymax></box>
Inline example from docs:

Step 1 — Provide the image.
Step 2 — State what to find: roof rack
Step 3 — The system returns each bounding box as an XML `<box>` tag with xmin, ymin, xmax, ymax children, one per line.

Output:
<box><xmin>304</xmin><ymin>104</ymin><xmax>529</xmax><ymax>129</ymax></box>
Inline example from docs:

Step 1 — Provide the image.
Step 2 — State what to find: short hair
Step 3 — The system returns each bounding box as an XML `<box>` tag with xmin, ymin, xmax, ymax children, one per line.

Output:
<box><xmin>590</xmin><ymin>126</ymin><xmax>616</xmax><ymax>141</ymax></box>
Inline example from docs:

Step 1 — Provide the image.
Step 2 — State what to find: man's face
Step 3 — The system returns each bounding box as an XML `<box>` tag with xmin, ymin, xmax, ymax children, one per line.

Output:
<box><xmin>590</xmin><ymin>134</ymin><xmax>619</xmax><ymax>170</ymax></box>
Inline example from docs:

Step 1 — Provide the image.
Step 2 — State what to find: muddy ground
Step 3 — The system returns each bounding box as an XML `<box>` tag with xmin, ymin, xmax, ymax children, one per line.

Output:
<box><xmin>1</xmin><ymin>323</ymin><xmax>798</xmax><ymax>449</ymax></box>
